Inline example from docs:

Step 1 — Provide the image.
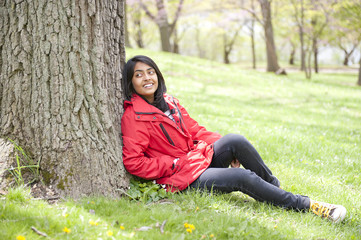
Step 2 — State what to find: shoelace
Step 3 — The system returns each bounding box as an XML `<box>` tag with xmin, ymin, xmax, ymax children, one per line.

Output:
<box><xmin>311</xmin><ymin>202</ymin><xmax>334</xmax><ymax>218</ymax></box>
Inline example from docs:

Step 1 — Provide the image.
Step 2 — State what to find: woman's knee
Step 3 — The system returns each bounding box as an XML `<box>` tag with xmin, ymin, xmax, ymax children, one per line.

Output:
<box><xmin>223</xmin><ymin>133</ymin><xmax>250</xmax><ymax>148</ymax></box>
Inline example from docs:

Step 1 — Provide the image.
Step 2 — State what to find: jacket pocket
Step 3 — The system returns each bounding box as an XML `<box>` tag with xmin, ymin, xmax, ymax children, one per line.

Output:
<box><xmin>159</xmin><ymin>123</ymin><xmax>175</xmax><ymax>146</ymax></box>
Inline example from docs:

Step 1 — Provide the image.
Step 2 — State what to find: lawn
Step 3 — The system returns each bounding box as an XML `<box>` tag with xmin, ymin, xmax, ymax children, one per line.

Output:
<box><xmin>1</xmin><ymin>48</ymin><xmax>360</xmax><ymax>239</ymax></box>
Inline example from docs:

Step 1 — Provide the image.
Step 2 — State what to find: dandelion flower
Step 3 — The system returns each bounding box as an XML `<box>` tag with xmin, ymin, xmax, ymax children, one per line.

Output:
<box><xmin>16</xmin><ymin>236</ymin><xmax>26</xmax><ymax>240</ymax></box>
<box><xmin>188</xmin><ymin>224</ymin><xmax>195</xmax><ymax>230</ymax></box>
<box><xmin>186</xmin><ymin>228</ymin><xmax>192</xmax><ymax>233</ymax></box>
<box><xmin>210</xmin><ymin>234</ymin><xmax>215</xmax><ymax>238</ymax></box>
<box><xmin>107</xmin><ymin>230</ymin><xmax>113</xmax><ymax>236</ymax></box>
<box><xmin>62</xmin><ymin>227</ymin><xmax>71</xmax><ymax>234</ymax></box>
<box><xmin>120</xmin><ymin>225</ymin><xmax>125</xmax><ymax>230</ymax></box>
<box><xmin>89</xmin><ymin>219</ymin><xmax>99</xmax><ymax>226</ymax></box>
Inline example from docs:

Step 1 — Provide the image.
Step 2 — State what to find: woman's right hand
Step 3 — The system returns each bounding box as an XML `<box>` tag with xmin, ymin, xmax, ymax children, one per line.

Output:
<box><xmin>230</xmin><ymin>159</ymin><xmax>240</xmax><ymax>168</ymax></box>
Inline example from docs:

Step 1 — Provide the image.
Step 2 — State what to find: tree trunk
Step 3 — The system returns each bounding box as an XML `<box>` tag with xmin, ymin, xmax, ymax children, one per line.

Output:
<box><xmin>305</xmin><ymin>49</ymin><xmax>312</xmax><ymax>79</ymax></box>
<box><xmin>251</xmin><ymin>29</ymin><xmax>256</xmax><ymax>69</ymax></box>
<box><xmin>158</xmin><ymin>24</ymin><xmax>171</xmax><ymax>52</ymax></box>
<box><xmin>0</xmin><ymin>0</ymin><xmax>128</xmax><ymax>198</ymax></box>
<box><xmin>289</xmin><ymin>44</ymin><xmax>295</xmax><ymax>65</ymax></box>
<box><xmin>258</xmin><ymin>0</ymin><xmax>281</xmax><ymax>72</ymax></box>
<box><xmin>250</xmin><ymin>0</ymin><xmax>257</xmax><ymax>70</ymax></box>
<box><xmin>135</xmin><ymin>19</ymin><xmax>145</xmax><ymax>48</ymax></box>
<box><xmin>299</xmin><ymin>0</ymin><xmax>306</xmax><ymax>71</ymax></box>
<box><xmin>313</xmin><ymin>38</ymin><xmax>319</xmax><ymax>73</ymax></box>
<box><xmin>125</xmin><ymin>3</ymin><xmax>132</xmax><ymax>48</ymax></box>
<box><xmin>357</xmin><ymin>57</ymin><xmax>361</xmax><ymax>86</ymax></box>
<box><xmin>155</xmin><ymin>0</ymin><xmax>171</xmax><ymax>52</ymax></box>
<box><xmin>343</xmin><ymin>54</ymin><xmax>350</xmax><ymax>66</ymax></box>
<box><xmin>172</xmin><ymin>27</ymin><xmax>180</xmax><ymax>54</ymax></box>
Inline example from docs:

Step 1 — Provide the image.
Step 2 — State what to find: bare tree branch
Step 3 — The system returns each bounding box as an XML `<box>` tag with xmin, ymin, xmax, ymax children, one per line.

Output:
<box><xmin>139</xmin><ymin>0</ymin><xmax>156</xmax><ymax>21</ymax></box>
<box><xmin>169</xmin><ymin>0</ymin><xmax>184</xmax><ymax>35</ymax></box>
<box><xmin>240</xmin><ymin>6</ymin><xmax>263</xmax><ymax>25</ymax></box>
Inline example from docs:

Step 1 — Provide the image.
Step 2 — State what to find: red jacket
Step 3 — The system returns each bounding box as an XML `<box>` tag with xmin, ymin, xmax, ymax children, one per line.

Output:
<box><xmin>121</xmin><ymin>93</ymin><xmax>222</xmax><ymax>191</ymax></box>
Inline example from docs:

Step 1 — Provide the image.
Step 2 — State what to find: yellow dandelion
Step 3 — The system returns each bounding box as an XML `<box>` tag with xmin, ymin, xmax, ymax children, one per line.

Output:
<box><xmin>274</xmin><ymin>225</ymin><xmax>278</xmax><ymax>229</ymax></box>
<box><xmin>188</xmin><ymin>224</ymin><xmax>195</xmax><ymax>230</ymax></box>
<box><xmin>120</xmin><ymin>225</ymin><xmax>125</xmax><ymax>230</ymax></box>
<box><xmin>16</xmin><ymin>236</ymin><xmax>26</xmax><ymax>240</ymax></box>
<box><xmin>210</xmin><ymin>234</ymin><xmax>215</xmax><ymax>238</ymax></box>
<box><xmin>62</xmin><ymin>213</ymin><xmax>69</xmax><ymax>218</ymax></box>
<box><xmin>183</xmin><ymin>223</ymin><xmax>189</xmax><ymax>228</ymax></box>
<box><xmin>107</xmin><ymin>230</ymin><xmax>113</xmax><ymax>237</ymax></box>
<box><xmin>62</xmin><ymin>227</ymin><xmax>71</xmax><ymax>234</ymax></box>
<box><xmin>195</xmin><ymin>207</ymin><xmax>199</xmax><ymax>212</ymax></box>
<box><xmin>89</xmin><ymin>219</ymin><xmax>99</xmax><ymax>226</ymax></box>
<box><xmin>186</xmin><ymin>228</ymin><xmax>192</xmax><ymax>233</ymax></box>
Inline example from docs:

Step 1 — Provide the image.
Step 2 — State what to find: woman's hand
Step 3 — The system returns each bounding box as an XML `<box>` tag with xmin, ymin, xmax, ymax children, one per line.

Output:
<box><xmin>230</xmin><ymin>159</ymin><xmax>240</xmax><ymax>168</ymax></box>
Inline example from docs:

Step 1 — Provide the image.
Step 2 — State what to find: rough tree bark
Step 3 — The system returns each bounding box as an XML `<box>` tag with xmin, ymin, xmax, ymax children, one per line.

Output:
<box><xmin>0</xmin><ymin>0</ymin><xmax>128</xmax><ymax>198</ymax></box>
<box><xmin>258</xmin><ymin>0</ymin><xmax>281</xmax><ymax>72</ymax></box>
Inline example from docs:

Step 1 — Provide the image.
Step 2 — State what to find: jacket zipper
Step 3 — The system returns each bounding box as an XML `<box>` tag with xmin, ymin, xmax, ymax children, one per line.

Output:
<box><xmin>159</xmin><ymin>123</ymin><xmax>175</xmax><ymax>146</ymax></box>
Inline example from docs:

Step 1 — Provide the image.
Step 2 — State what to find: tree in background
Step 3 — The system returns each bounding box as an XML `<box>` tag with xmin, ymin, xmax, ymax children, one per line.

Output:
<box><xmin>308</xmin><ymin>0</ymin><xmax>331</xmax><ymax>74</ymax></box>
<box><xmin>140</xmin><ymin>0</ymin><xmax>184</xmax><ymax>52</ymax></box>
<box><xmin>241</xmin><ymin>0</ymin><xmax>282</xmax><ymax>72</ymax></box>
<box><xmin>212</xmin><ymin>9</ymin><xmax>244</xmax><ymax>64</ymax></box>
<box><xmin>290</xmin><ymin>0</ymin><xmax>306</xmax><ymax>71</ymax></box>
<box><xmin>0</xmin><ymin>0</ymin><xmax>128</xmax><ymax>197</ymax></box>
<box><xmin>127</xmin><ymin>0</ymin><xmax>147</xmax><ymax>48</ymax></box>
<box><xmin>247</xmin><ymin>0</ymin><xmax>257</xmax><ymax>69</ymax></box>
<box><xmin>330</xmin><ymin>1</ymin><xmax>361</xmax><ymax>67</ymax></box>
<box><xmin>258</xmin><ymin>0</ymin><xmax>281</xmax><ymax>72</ymax></box>
<box><xmin>125</xmin><ymin>3</ymin><xmax>132</xmax><ymax>48</ymax></box>
<box><xmin>333</xmin><ymin>0</ymin><xmax>361</xmax><ymax>85</ymax></box>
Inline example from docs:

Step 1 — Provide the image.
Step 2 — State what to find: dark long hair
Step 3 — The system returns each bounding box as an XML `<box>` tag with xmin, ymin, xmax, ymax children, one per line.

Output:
<box><xmin>122</xmin><ymin>55</ymin><xmax>168</xmax><ymax>111</ymax></box>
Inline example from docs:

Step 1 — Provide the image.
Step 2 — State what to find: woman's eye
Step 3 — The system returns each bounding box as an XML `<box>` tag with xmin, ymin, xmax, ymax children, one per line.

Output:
<box><xmin>135</xmin><ymin>73</ymin><xmax>142</xmax><ymax>78</ymax></box>
<box><xmin>148</xmin><ymin>71</ymin><xmax>154</xmax><ymax>75</ymax></box>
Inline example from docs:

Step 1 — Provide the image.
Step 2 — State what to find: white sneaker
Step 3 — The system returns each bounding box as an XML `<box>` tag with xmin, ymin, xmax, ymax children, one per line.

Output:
<box><xmin>310</xmin><ymin>200</ymin><xmax>346</xmax><ymax>223</ymax></box>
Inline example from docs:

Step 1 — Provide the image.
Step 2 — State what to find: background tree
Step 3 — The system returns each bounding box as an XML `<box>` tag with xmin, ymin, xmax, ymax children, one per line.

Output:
<box><xmin>127</xmin><ymin>0</ymin><xmax>147</xmax><ymax>48</ymax></box>
<box><xmin>125</xmin><ymin>3</ymin><xmax>132</xmax><ymax>48</ymax></box>
<box><xmin>333</xmin><ymin>0</ymin><xmax>361</xmax><ymax>85</ymax></box>
<box><xmin>258</xmin><ymin>0</ymin><xmax>281</xmax><ymax>72</ymax></box>
<box><xmin>308</xmin><ymin>0</ymin><xmax>332</xmax><ymax>74</ymax></box>
<box><xmin>330</xmin><ymin>1</ymin><xmax>361</xmax><ymax>67</ymax></box>
<box><xmin>140</xmin><ymin>0</ymin><xmax>184</xmax><ymax>52</ymax></box>
<box><xmin>247</xmin><ymin>0</ymin><xmax>257</xmax><ymax>69</ymax></box>
<box><xmin>290</xmin><ymin>0</ymin><xmax>307</xmax><ymax>71</ymax></box>
<box><xmin>0</xmin><ymin>0</ymin><xmax>128</xmax><ymax>197</ymax></box>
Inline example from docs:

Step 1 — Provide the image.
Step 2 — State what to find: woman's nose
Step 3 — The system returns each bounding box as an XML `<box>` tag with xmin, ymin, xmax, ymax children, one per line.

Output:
<box><xmin>143</xmin><ymin>73</ymin><xmax>151</xmax><ymax>80</ymax></box>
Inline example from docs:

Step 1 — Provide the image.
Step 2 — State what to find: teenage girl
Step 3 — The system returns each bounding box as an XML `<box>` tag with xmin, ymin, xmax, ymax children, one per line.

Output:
<box><xmin>121</xmin><ymin>55</ymin><xmax>346</xmax><ymax>223</ymax></box>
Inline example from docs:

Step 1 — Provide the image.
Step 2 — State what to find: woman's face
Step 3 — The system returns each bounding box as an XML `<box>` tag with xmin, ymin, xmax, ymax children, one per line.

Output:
<box><xmin>132</xmin><ymin>62</ymin><xmax>159</xmax><ymax>103</ymax></box>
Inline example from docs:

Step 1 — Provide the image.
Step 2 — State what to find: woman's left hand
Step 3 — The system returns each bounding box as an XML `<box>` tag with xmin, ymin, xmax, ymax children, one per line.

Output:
<box><xmin>230</xmin><ymin>159</ymin><xmax>240</xmax><ymax>168</ymax></box>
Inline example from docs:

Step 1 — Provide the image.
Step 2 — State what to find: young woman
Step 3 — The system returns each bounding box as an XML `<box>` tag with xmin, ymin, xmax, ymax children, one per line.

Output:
<box><xmin>121</xmin><ymin>55</ymin><xmax>346</xmax><ymax>223</ymax></box>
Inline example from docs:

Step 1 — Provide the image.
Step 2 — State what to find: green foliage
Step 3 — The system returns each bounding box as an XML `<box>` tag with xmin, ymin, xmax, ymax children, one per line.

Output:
<box><xmin>125</xmin><ymin>178</ymin><xmax>171</xmax><ymax>204</ymax></box>
<box><xmin>6</xmin><ymin>139</ymin><xmax>40</xmax><ymax>186</ymax></box>
<box><xmin>5</xmin><ymin>186</ymin><xmax>31</xmax><ymax>203</ymax></box>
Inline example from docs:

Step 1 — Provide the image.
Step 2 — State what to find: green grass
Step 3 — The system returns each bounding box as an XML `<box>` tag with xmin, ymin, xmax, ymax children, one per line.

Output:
<box><xmin>1</xmin><ymin>48</ymin><xmax>360</xmax><ymax>239</ymax></box>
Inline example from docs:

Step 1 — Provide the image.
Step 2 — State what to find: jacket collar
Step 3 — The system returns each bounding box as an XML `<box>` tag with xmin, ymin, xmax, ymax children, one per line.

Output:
<box><xmin>125</xmin><ymin>93</ymin><xmax>172</xmax><ymax>115</ymax></box>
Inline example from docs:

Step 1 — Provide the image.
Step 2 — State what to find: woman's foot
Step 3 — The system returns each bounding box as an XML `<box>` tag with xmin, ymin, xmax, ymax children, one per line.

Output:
<box><xmin>310</xmin><ymin>200</ymin><xmax>346</xmax><ymax>223</ymax></box>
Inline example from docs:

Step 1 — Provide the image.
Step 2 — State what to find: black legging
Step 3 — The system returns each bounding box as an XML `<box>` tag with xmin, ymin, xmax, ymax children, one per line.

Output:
<box><xmin>190</xmin><ymin>134</ymin><xmax>310</xmax><ymax>210</ymax></box>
